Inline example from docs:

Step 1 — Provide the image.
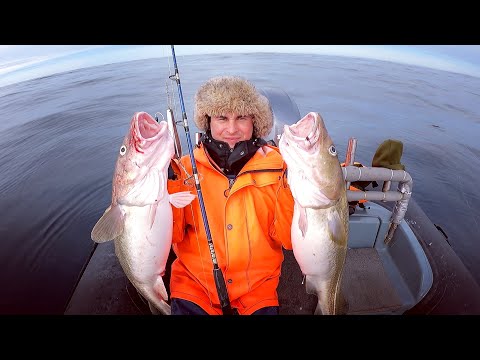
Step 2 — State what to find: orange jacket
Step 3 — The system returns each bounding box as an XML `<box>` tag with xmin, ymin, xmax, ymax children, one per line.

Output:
<box><xmin>167</xmin><ymin>143</ymin><xmax>294</xmax><ymax>315</ymax></box>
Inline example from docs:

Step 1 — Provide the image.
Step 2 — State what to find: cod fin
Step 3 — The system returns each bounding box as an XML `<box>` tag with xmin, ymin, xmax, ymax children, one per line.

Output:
<box><xmin>304</xmin><ymin>275</ymin><xmax>318</xmax><ymax>297</ymax></box>
<box><xmin>149</xmin><ymin>301</ymin><xmax>171</xmax><ymax>316</ymax></box>
<box><xmin>169</xmin><ymin>191</ymin><xmax>196</xmax><ymax>208</ymax></box>
<box><xmin>91</xmin><ymin>205</ymin><xmax>125</xmax><ymax>243</ymax></box>
<box><xmin>151</xmin><ymin>277</ymin><xmax>172</xmax><ymax>315</ymax></box>
<box><xmin>148</xmin><ymin>203</ymin><xmax>159</xmax><ymax>230</ymax></box>
<box><xmin>153</xmin><ymin>276</ymin><xmax>169</xmax><ymax>301</ymax></box>
<box><xmin>305</xmin><ymin>276</ymin><xmax>328</xmax><ymax>315</ymax></box>
<box><xmin>298</xmin><ymin>204</ymin><xmax>308</xmax><ymax>238</ymax></box>
<box><xmin>329</xmin><ymin>211</ymin><xmax>346</xmax><ymax>246</ymax></box>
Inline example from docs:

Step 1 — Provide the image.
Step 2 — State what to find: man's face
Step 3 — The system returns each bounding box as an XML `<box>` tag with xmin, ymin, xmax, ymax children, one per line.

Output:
<box><xmin>209</xmin><ymin>112</ymin><xmax>254</xmax><ymax>149</ymax></box>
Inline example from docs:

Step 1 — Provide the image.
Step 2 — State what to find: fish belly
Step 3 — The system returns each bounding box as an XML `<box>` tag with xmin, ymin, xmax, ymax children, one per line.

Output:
<box><xmin>291</xmin><ymin>203</ymin><xmax>348</xmax><ymax>315</ymax></box>
<box><xmin>114</xmin><ymin>201</ymin><xmax>173</xmax><ymax>315</ymax></box>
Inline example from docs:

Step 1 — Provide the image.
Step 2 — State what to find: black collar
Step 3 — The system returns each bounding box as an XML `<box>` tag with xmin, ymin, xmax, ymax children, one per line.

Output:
<box><xmin>200</xmin><ymin>131</ymin><xmax>267</xmax><ymax>177</ymax></box>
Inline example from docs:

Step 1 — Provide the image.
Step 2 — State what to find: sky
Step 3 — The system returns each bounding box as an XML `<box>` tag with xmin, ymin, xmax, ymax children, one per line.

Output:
<box><xmin>1</xmin><ymin>45</ymin><xmax>480</xmax><ymax>88</ymax></box>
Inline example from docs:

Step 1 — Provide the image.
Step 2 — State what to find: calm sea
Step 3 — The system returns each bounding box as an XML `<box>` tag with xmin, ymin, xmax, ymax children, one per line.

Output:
<box><xmin>1</xmin><ymin>53</ymin><xmax>479</xmax><ymax>314</ymax></box>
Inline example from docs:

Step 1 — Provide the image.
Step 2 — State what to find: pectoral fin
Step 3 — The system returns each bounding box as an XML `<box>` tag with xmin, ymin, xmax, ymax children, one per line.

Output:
<box><xmin>169</xmin><ymin>191</ymin><xmax>196</xmax><ymax>208</ymax></box>
<box><xmin>151</xmin><ymin>277</ymin><xmax>172</xmax><ymax>315</ymax></box>
<box><xmin>149</xmin><ymin>301</ymin><xmax>171</xmax><ymax>316</ymax></box>
<box><xmin>328</xmin><ymin>211</ymin><xmax>347</xmax><ymax>246</ymax></box>
<box><xmin>91</xmin><ymin>205</ymin><xmax>125</xmax><ymax>243</ymax></box>
<box><xmin>148</xmin><ymin>203</ymin><xmax>158</xmax><ymax>230</ymax></box>
<box><xmin>296</xmin><ymin>201</ymin><xmax>308</xmax><ymax>238</ymax></box>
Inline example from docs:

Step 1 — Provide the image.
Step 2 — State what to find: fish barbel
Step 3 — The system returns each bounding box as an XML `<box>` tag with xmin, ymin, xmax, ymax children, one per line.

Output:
<box><xmin>91</xmin><ymin>111</ymin><xmax>195</xmax><ymax>315</ymax></box>
<box><xmin>279</xmin><ymin>112</ymin><xmax>349</xmax><ymax>315</ymax></box>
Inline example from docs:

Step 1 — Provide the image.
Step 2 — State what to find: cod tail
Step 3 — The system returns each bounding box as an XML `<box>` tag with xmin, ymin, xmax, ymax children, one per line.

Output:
<box><xmin>306</xmin><ymin>275</ymin><xmax>349</xmax><ymax>315</ymax></box>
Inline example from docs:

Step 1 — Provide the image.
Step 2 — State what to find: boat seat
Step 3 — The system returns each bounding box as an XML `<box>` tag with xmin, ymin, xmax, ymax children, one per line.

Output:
<box><xmin>348</xmin><ymin>214</ymin><xmax>381</xmax><ymax>248</ymax></box>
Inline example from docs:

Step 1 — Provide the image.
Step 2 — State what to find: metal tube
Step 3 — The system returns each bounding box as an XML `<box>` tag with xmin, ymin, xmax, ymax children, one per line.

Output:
<box><xmin>166</xmin><ymin>108</ymin><xmax>182</xmax><ymax>160</ymax></box>
<box><xmin>342</xmin><ymin>165</ymin><xmax>413</xmax><ymax>246</ymax></box>
<box><xmin>195</xmin><ymin>132</ymin><xmax>202</xmax><ymax>147</ymax></box>
<box><xmin>347</xmin><ymin>189</ymin><xmax>406</xmax><ymax>202</ymax></box>
<box><xmin>381</xmin><ymin>181</ymin><xmax>391</xmax><ymax>202</ymax></box>
<box><xmin>344</xmin><ymin>137</ymin><xmax>357</xmax><ymax>189</ymax></box>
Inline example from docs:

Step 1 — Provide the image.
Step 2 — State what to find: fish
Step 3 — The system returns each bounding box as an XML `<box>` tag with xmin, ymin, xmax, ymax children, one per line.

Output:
<box><xmin>278</xmin><ymin>111</ymin><xmax>349</xmax><ymax>315</ymax></box>
<box><xmin>91</xmin><ymin>111</ymin><xmax>195</xmax><ymax>315</ymax></box>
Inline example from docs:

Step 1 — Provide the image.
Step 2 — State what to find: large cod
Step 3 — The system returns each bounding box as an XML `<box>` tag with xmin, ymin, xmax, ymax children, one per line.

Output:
<box><xmin>279</xmin><ymin>112</ymin><xmax>349</xmax><ymax>315</ymax></box>
<box><xmin>91</xmin><ymin>111</ymin><xmax>195</xmax><ymax>315</ymax></box>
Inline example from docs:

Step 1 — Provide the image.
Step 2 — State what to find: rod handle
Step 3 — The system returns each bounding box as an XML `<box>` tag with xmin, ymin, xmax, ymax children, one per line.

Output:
<box><xmin>213</xmin><ymin>267</ymin><xmax>234</xmax><ymax>315</ymax></box>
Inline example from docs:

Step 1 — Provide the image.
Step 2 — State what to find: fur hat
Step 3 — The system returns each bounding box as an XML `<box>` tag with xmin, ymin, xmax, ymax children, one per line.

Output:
<box><xmin>194</xmin><ymin>76</ymin><xmax>273</xmax><ymax>138</ymax></box>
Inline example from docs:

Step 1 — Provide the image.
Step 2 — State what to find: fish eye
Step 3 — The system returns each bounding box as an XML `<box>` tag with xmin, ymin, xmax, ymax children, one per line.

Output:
<box><xmin>119</xmin><ymin>145</ymin><xmax>127</xmax><ymax>156</ymax></box>
<box><xmin>328</xmin><ymin>145</ymin><xmax>337</xmax><ymax>156</ymax></box>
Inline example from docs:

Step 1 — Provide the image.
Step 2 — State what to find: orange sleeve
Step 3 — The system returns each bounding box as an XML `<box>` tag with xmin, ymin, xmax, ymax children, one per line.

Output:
<box><xmin>167</xmin><ymin>159</ymin><xmax>186</xmax><ymax>244</ymax></box>
<box><xmin>270</xmin><ymin>168</ymin><xmax>294</xmax><ymax>250</ymax></box>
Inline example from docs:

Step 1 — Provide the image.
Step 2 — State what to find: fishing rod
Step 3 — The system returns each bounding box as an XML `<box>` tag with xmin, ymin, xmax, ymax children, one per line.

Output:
<box><xmin>168</xmin><ymin>45</ymin><xmax>234</xmax><ymax>315</ymax></box>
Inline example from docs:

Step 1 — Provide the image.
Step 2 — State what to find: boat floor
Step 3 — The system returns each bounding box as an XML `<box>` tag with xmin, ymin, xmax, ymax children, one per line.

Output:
<box><xmin>65</xmin><ymin>241</ymin><xmax>403</xmax><ymax>315</ymax></box>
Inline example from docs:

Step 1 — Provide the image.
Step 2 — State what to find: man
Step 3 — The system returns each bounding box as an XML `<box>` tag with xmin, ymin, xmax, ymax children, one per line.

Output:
<box><xmin>167</xmin><ymin>76</ymin><xmax>294</xmax><ymax>315</ymax></box>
